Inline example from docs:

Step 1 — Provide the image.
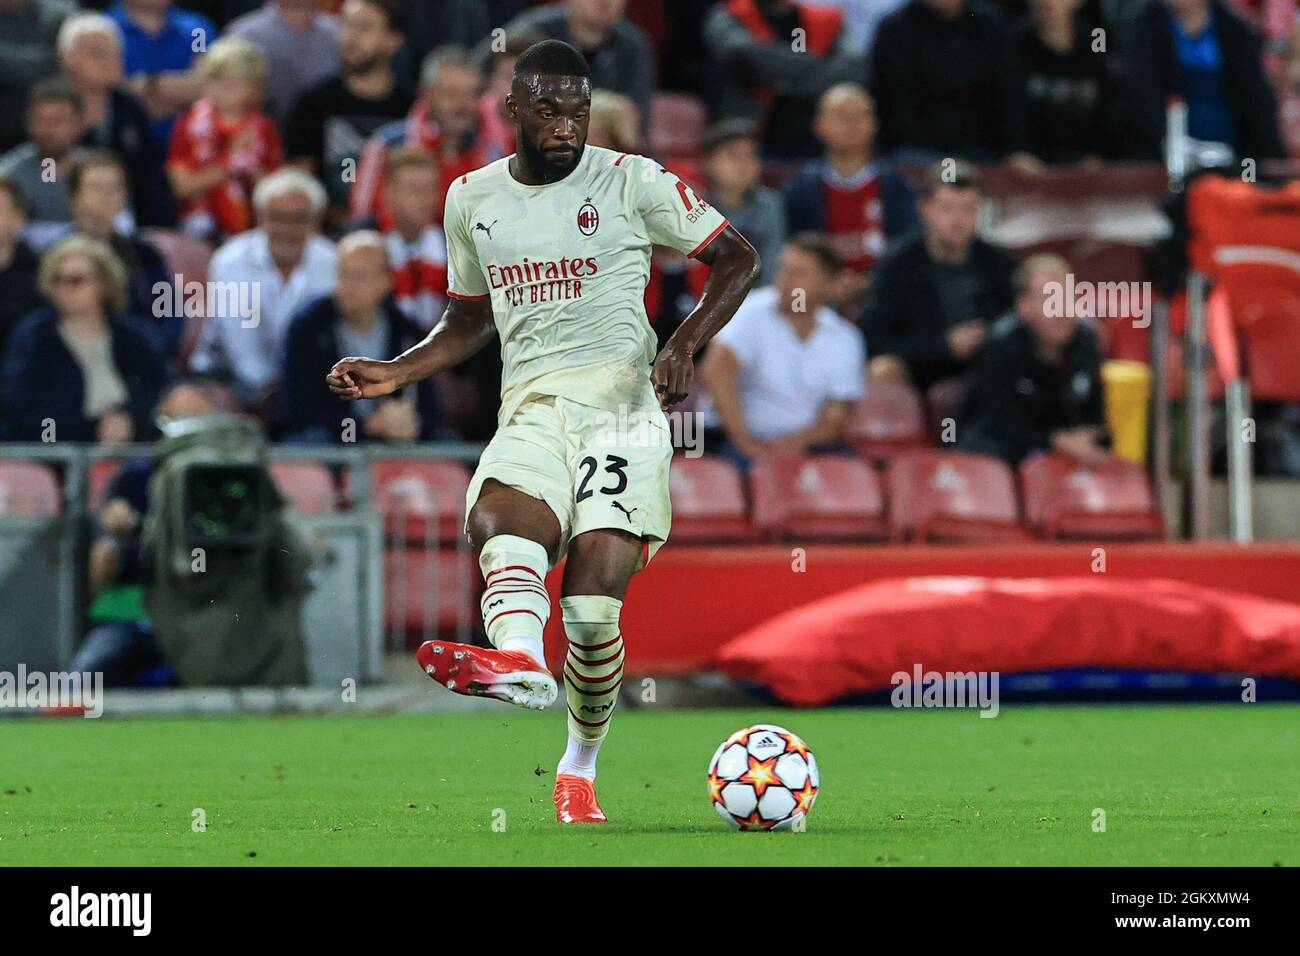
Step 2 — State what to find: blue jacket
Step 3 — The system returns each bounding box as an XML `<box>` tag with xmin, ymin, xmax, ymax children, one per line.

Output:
<box><xmin>781</xmin><ymin>160</ymin><xmax>918</xmax><ymax>242</ymax></box>
<box><xmin>1</xmin><ymin>307</ymin><xmax>169</xmax><ymax>442</ymax></box>
<box><xmin>277</xmin><ymin>294</ymin><xmax>441</xmax><ymax>442</ymax></box>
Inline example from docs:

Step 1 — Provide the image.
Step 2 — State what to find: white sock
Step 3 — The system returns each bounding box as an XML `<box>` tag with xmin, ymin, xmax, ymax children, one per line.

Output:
<box><xmin>498</xmin><ymin>634</ymin><xmax>545</xmax><ymax>669</ymax></box>
<box><xmin>478</xmin><ymin>534</ymin><xmax>551</xmax><ymax>669</ymax></box>
<box><xmin>557</xmin><ymin>735</ymin><xmax>603</xmax><ymax>780</ymax></box>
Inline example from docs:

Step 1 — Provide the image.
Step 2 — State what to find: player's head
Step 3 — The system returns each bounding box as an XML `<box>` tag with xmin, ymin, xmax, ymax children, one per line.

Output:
<box><xmin>507</xmin><ymin>39</ymin><xmax>592</xmax><ymax>178</ymax></box>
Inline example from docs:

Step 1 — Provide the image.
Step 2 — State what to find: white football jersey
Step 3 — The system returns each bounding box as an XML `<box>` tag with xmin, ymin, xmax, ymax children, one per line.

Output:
<box><xmin>443</xmin><ymin>145</ymin><xmax>728</xmax><ymax>423</ymax></box>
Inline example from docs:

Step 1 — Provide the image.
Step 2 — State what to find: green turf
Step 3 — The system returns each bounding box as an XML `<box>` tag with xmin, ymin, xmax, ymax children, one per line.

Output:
<box><xmin>1</xmin><ymin>704</ymin><xmax>1296</xmax><ymax>866</ymax></box>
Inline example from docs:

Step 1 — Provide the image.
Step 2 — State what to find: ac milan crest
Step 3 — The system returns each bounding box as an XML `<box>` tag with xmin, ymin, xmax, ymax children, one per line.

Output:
<box><xmin>577</xmin><ymin>200</ymin><xmax>599</xmax><ymax>236</ymax></box>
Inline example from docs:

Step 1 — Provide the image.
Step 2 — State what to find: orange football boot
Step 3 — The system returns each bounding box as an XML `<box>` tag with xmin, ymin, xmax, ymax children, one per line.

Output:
<box><xmin>417</xmin><ymin>640</ymin><xmax>557</xmax><ymax>710</ymax></box>
<box><xmin>553</xmin><ymin>773</ymin><xmax>608</xmax><ymax>824</ymax></box>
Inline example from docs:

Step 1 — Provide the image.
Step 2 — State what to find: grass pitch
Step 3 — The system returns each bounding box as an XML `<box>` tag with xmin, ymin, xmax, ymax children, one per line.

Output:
<box><xmin>1</xmin><ymin>704</ymin><xmax>1295</xmax><ymax>866</ymax></box>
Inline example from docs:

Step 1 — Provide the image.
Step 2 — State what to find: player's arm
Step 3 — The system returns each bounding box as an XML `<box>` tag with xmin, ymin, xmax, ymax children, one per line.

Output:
<box><xmin>326</xmin><ymin>296</ymin><xmax>496</xmax><ymax>400</ymax></box>
<box><xmin>652</xmin><ymin>224</ymin><xmax>760</xmax><ymax>408</ymax></box>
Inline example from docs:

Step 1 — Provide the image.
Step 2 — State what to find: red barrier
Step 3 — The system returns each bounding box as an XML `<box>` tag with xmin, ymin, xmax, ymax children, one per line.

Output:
<box><xmin>541</xmin><ymin>542</ymin><xmax>1300</xmax><ymax>673</ymax></box>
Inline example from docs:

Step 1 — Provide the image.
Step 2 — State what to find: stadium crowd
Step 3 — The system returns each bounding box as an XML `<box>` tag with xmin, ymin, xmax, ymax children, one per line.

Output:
<box><xmin>0</xmin><ymin>0</ymin><xmax>1297</xmax><ymax>466</ymax></box>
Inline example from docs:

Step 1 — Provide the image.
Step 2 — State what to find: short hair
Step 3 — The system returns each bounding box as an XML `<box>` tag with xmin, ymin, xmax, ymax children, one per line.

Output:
<box><xmin>199</xmin><ymin>36</ymin><xmax>268</xmax><ymax>88</ymax></box>
<box><xmin>0</xmin><ymin>176</ymin><xmax>28</xmax><ymax>217</ymax></box>
<box><xmin>1015</xmin><ymin>253</ymin><xmax>1072</xmax><ymax>294</ymax></box>
<box><xmin>419</xmin><ymin>44</ymin><xmax>477</xmax><ymax>88</ymax></box>
<box><xmin>924</xmin><ymin>159</ymin><xmax>982</xmax><ymax>197</ymax></box>
<box><xmin>56</xmin><ymin>11</ymin><xmax>122</xmax><ymax>55</ymax></box>
<box><xmin>385</xmin><ymin>145</ymin><xmax>438</xmax><ymax>180</ymax></box>
<box><xmin>28</xmin><ymin>76</ymin><xmax>83</xmax><ymax>114</ymax></box>
<box><xmin>702</xmin><ymin>118</ymin><xmax>759</xmax><ymax>156</ymax></box>
<box><xmin>513</xmin><ymin>39</ymin><xmax>591</xmax><ymax>79</ymax></box>
<box><xmin>785</xmin><ymin>232</ymin><xmax>841</xmax><ymax>274</ymax></box>
<box><xmin>252</xmin><ymin>168</ymin><xmax>327</xmax><ymax>216</ymax></box>
<box><xmin>337</xmin><ymin>229</ymin><xmax>389</xmax><ymax>267</ymax></box>
<box><xmin>67</xmin><ymin>149</ymin><xmax>126</xmax><ymax>197</ymax></box>
<box><xmin>38</xmin><ymin>234</ymin><xmax>129</xmax><ymax>315</ymax></box>
<box><xmin>354</xmin><ymin>0</ymin><xmax>403</xmax><ymax>30</ymax></box>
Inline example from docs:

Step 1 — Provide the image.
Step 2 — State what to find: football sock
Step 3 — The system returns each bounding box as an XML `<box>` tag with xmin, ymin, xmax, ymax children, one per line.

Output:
<box><xmin>557</xmin><ymin>595</ymin><xmax>625</xmax><ymax>780</ymax></box>
<box><xmin>478</xmin><ymin>534</ymin><xmax>550</xmax><ymax>668</ymax></box>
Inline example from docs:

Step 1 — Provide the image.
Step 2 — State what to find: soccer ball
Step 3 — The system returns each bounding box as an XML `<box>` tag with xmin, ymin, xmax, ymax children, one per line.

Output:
<box><xmin>707</xmin><ymin>724</ymin><xmax>818</xmax><ymax>831</ymax></box>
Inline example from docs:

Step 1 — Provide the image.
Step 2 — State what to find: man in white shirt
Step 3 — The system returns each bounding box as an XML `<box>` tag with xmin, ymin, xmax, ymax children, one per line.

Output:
<box><xmin>701</xmin><ymin>232</ymin><xmax>865</xmax><ymax>462</ymax></box>
<box><xmin>190</xmin><ymin>168</ymin><xmax>337</xmax><ymax>406</ymax></box>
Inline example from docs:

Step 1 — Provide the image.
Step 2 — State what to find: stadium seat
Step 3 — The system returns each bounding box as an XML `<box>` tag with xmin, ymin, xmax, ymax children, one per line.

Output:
<box><xmin>269</xmin><ymin>461</ymin><xmax>338</xmax><ymax>514</ymax></box>
<box><xmin>370</xmin><ymin>459</ymin><xmax>471</xmax><ymax>545</ymax></box>
<box><xmin>0</xmin><ymin>462</ymin><xmax>61</xmax><ymax>516</ymax></box>
<box><xmin>846</xmin><ymin>379</ymin><xmax>927</xmax><ymax>463</ymax></box>
<box><xmin>647</xmin><ymin>92</ymin><xmax>707</xmax><ymax>158</ymax></box>
<box><xmin>887</xmin><ymin>449</ymin><xmax>1027</xmax><ymax>543</ymax></box>
<box><xmin>749</xmin><ymin>455</ymin><xmax>886</xmax><ymax>541</ymax></box>
<box><xmin>88</xmin><ymin>458</ymin><xmax>122</xmax><ymax>510</ymax></box>
<box><xmin>383</xmin><ymin>546</ymin><xmax>478</xmax><ymax>643</ymax></box>
<box><xmin>1242</xmin><ymin>301</ymin><xmax>1300</xmax><ymax>401</ymax></box>
<box><xmin>667</xmin><ymin>455</ymin><xmax>754</xmax><ymax>542</ymax></box>
<box><xmin>1019</xmin><ymin>452</ymin><xmax>1163</xmax><ymax>540</ymax></box>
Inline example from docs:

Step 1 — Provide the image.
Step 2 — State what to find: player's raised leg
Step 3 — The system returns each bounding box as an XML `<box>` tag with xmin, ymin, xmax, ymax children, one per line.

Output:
<box><xmin>417</xmin><ymin>479</ymin><xmax>562</xmax><ymax>710</ymax></box>
<box><xmin>551</xmin><ymin>528</ymin><xmax>642</xmax><ymax>823</ymax></box>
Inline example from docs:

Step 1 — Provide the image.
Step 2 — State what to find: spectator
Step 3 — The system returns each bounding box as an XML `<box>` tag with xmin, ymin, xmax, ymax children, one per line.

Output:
<box><xmin>1015</xmin><ymin>0</ymin><xmax>1124</xmax><ymax>163</ymax></box>
<box><xmin>703</xmin><ymin>0</ymin><xmax>862</xmax><ymax>158</ymax></box>
<box><xmin>0</xmin><ymin>77</ymin><xmax>87</xmax><ymax>250</ymax></box>
<box><xmin>478</xmin><ymin>29</ymin><xmax>545</xmax><ymax>158</ymax></box>
<box><xmin>587</xmin><ymin>89</ymin><xmax>641</xmax><ymax>151</ymax></box>
<box><xmin>395</xmin><ymin>0</ymin><xmax>518</xmax><ymax>90</ymax></box>
<box><xmin>376</xmin><ymin>147</ymin><xmax>446</xmax><ymax>331</ymax></box>
<box><xmin>168</xmin><ymin>35</ymin><xmax>283</xmax><ymax>240</ymax></box>
<box><xmin>958</xmin><ymin>252</ymin><xmax>1110</xmax><ymax>466</ymax></box>
<box><xmin>284</xmin><ymin>0</ymin><xmax>413</xmax><ymax>219</ymax></box>
<box><xmin>59</xmin><ymin>11</ymin><xmax>178</xmax><ymax>229</ymax></box>
<box><xmin>822</xmin><ymin>0</ymin><xmax>908</xmax><ymax>57</ymax></box>
<box><xmin>61</xmin><ymin>151</ymin><xmax>175</xmax><ymax>351</ymax></box>
<box><xmin>869</xmin><ymin>0</ymin><xmax>1035</xmax><ymax>163</ymax></box>
<box><xmin>349</xmin><ymin>45</ymin><xmax>490</xmax><ymax>229</ymax></box>
<box><xmin>73</xmin><ymin>377</ymin><xmax>238</xmax><ymax>687</ymax></box>
<box><xmin>0</xmin><ymin>0</ymin><xmax>78</xmax><ymax>153</ymax></box>
<box><xmin>279</xmin><ymin>230</ymin><xmax>439</xmax><ymax>442</ymax></box>
<box><xmin>486</xmin><ymin>0</ymin><xmax>654</xmax><ymax>127</ymax></box>
<box><xmin>701</xmin><ymin>119</ymin><xmax>786</xmax><ymax>286</ymax></box>
<box><xmin>0</xmin><ymin>177</ymin><xmax>43</xmax><ymax>357</ymax></box>
<box><xmin>861</xmin><ymin>161</ymin><xmax>1016</xmax><ymax>391</ymax></box>
<box><xmin>782</xmin><ymin>83</ymin><xmax>918</xmax><ymax>310</ymax></box>
<box><xmin>189</xmin><ymin>167</ymin><xmax>337</xmax><ymax>406</ymax></box>
<box><xmin>1123</xmin><ymin>0</ymin><xmax>1284</xmax><ymax>162</ymax></box>
<box><xmin>108</xmin><ymin>0</ymin><xmax>218</xmax><ymax>147</ymax></box>
<box><xmin>1</xmin><ymin>234</ymin><xmax>169</xmax><ymax>443</ymax></box>
<box><xmin>226</xmin><ymin>0</ymin><xmax>341</xmax><ymax>123</ymax></box>
<box><xmin>700</xmin><ymin>233</ymin><xmax>865</xmax><ymax>463</ymax></box>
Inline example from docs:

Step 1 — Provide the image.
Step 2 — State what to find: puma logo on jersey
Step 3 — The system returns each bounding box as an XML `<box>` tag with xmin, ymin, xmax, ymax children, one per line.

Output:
<box><xmin>474</xmin><ymin>219</ymin><xmax>498</xmax><ymax>240</ymax></box>
<box><xmin>612</xmin><ymin>500</ymin><xmax>638</xmax><ymax>523</ymax></box>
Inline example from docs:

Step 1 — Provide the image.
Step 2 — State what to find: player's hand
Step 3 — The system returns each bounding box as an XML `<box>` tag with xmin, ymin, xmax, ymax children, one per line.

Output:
<box><xmin>651</xmin><ymin>345</ymin><xmax>693</xmax><ymax>409</ymax></box>
<box><xmin>327</xmin><ymin>357</ymin><xmax>403</xmax><ymax>401</ymax></box>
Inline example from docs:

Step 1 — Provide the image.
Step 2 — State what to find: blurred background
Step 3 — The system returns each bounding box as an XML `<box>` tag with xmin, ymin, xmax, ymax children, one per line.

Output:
<box><xmin>1</xmin><ymin>0</ymin><xmax>1299</xmax><ymax>705</ymax></box>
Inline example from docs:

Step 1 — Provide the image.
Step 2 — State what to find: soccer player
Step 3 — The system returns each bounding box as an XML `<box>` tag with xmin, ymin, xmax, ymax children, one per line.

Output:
<box><xmin>326</xmin><ymin>40</ymin><xmax>760</xmax><ymax>824</ymax></box>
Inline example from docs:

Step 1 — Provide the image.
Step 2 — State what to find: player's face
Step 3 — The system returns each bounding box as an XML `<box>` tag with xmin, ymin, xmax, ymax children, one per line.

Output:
<box><xmin>508</xmin><ymin>74</ymin><xmax>591</xmax><ymax>178</ymax></box>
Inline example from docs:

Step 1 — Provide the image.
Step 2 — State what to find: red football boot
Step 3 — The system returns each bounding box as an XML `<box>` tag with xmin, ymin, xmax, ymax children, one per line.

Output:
<box><xmin>553</xmin><ymin>773</ymin><xmax>608</xmax><ymax>824</ymax></box>
<box><xmin>416</xmin><ymin>640</ymin><xmax>557</xmax><ymax>711</ymax></box>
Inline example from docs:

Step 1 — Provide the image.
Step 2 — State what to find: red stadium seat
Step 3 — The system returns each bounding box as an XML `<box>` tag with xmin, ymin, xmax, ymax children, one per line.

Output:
<box><xmin>887</xmin><ymin>449</ymin><xmax>1027</xmax><ymax>543</ymax></box>
<box><xmin>667</xmin><ymin>455</ymin><xmax>754</xmax><ymax>542</ymax></box>
<box><xmin>846</xmin><ymin>379</ymin><xmax>926</xmax><ymax>463</ymax></box>
<box><xmin>750</xmin><ymin>455</ymin><xmax>886</xmax><ymax>541</ymax></box>
<box><xmin>88</xmin><ymin>458</ymin><xmax>122</xmax><ymax>510</ymax></box>
<box><xmin>1019</xmin><ymin>452</ymin><xmax>1163</xmax><ymax>540</ymax></box>
<box><xmin>371</xmin><ymin>459</ymin><xmax>471</xmax><ymax>545</ymax></box>
<box><xmin>647</xmin><ymin>92</ymin><xmax>707</xmax><ymax>159</ymax></box>
<box><xmin>269</xmin><ymin>461</ymin><xmax>338</xmax><ymax>514</ymax></box>
<box><xmin>0</xmin><ymin>462</ymin><xmax>61</xmax><ymax>516</ymax></box>
<box><xmin>383</xmin><ymin>546</ymin><xmax>478</xmax><ymax>642</ymax></box>
<box><xmin>1241</xmin><ymin>300</ymin><xmax>1300</xmax><ymax>401</ymax></box>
